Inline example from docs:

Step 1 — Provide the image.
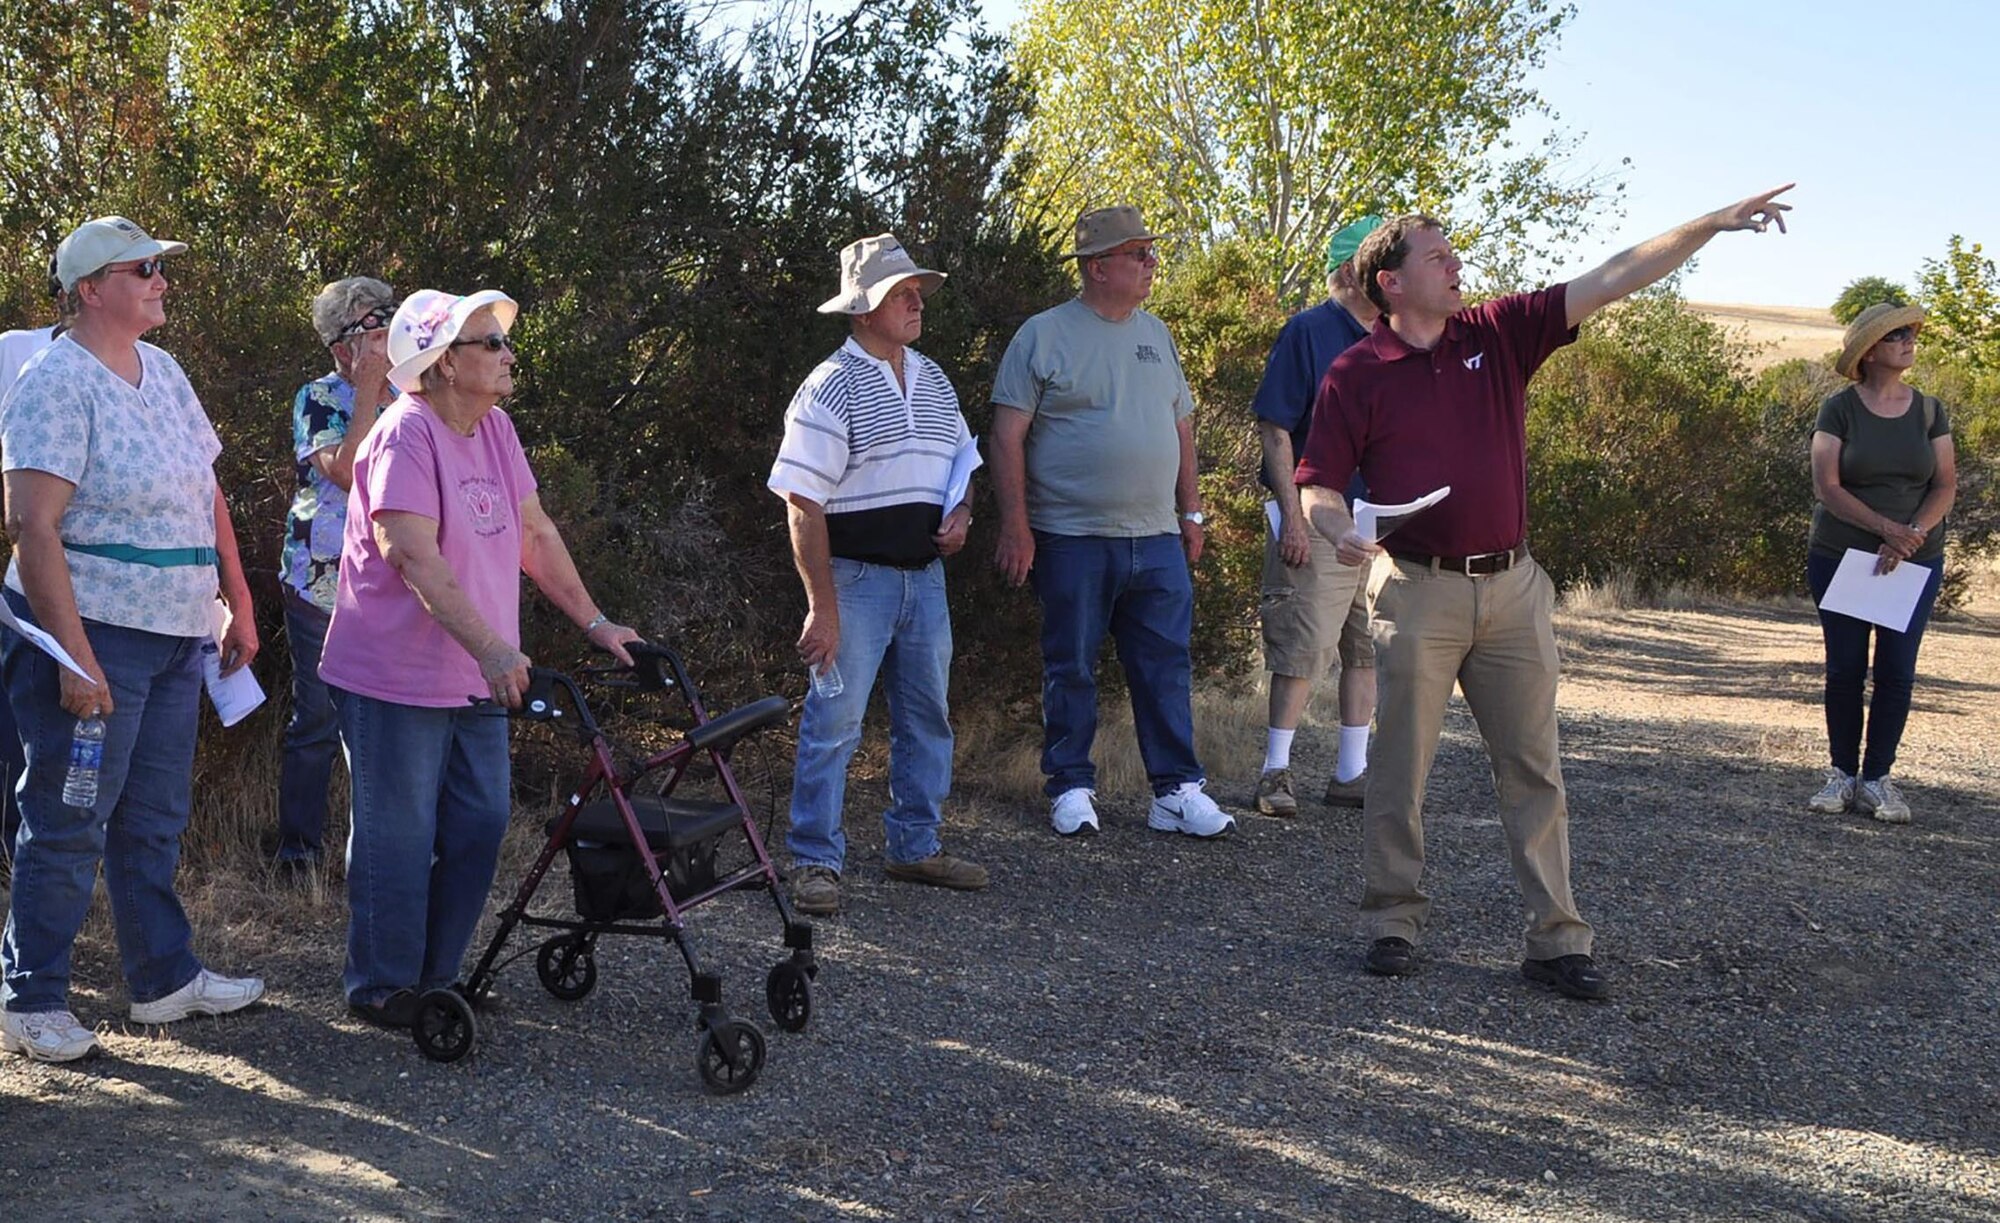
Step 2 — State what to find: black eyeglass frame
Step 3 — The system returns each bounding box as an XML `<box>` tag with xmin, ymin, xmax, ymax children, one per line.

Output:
<box><xmin>448</xmin><ymin>332</ymin><xmax>515</xmax><ymax>353</ymax></box>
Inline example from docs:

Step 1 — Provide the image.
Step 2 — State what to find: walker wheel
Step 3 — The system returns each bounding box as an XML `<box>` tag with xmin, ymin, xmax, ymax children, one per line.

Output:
<box><xmin>536</xmin><ymin>934</ymin><xmax>597</xmax><ymax>1002</ymax></box>
<box><xmin>695</xmin><ymin>1019</ymin><xmax>766</xmax><ymax>1094</ymax></box>
<box><xmin>765</xmin><ymin>960</ymin><xmax>813</xmax><ymax>1033</ymax></box>
<box><xmin>412</xmin><ymin>988</ymin><xmax>477</xmax><ymax>1063</ymax></box>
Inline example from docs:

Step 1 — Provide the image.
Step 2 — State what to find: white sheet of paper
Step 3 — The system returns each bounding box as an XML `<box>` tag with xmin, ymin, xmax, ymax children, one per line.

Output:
<box><xmin>203</xmin><ymin>600</ymin><xmax>266</xmax><ymax>727</ymax></box>
<box><xmin>1263</xmin><ymin>499</ymin><xmax>1282</xmax><ymax>540</ymax></box>
<box><xmin>0</xmin><ymin>596</ymin><xmax>94</xmax><ymax>681</ymax></box>
<box><xmin>1354</xmin><ymin>485</ymin><xmax>1452</xmax><ymax>542</ymax></box>
<box><xmin>1817</xmin><ymin>547</ymin><xmax>1931</xmax><ymax>633</ymax></box>
<box><xmin>943</xmin><ymin>437</ymin><xmax>984</xmax><ymax>514</ymax></box>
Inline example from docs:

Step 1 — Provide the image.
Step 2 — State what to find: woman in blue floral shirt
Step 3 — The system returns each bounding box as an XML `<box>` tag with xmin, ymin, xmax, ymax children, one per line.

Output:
<box><xmin>274</xmin><ymin>277</ymin><xmax>395</xmax><ymax>873</ymax></box>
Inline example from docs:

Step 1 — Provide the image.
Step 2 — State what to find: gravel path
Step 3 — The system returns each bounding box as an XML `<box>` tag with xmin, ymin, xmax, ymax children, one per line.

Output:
<box><xmin>3</xmin><ymin>589</ymin><xmax>1997</xmax><ymax>1222</ymax></box>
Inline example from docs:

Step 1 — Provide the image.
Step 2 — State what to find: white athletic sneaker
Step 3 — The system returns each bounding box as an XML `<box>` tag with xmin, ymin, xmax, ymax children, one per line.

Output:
<box><xmin>1147</xmin><ymin>781</ymin><xmax>1235</xmax><ymax>839</ymax></box>
<box><xmin>129</xmin><ymin>969</ymin><xmax>266</xmax><ymax>1024</ymax></box>
<box><xmin>1855</xmin><ymin>777</ymin><xmax>1912</xmax><ymax>825</ymax></box>
<box><xmin>1050</xmin><ymin>788</ymin><xmax>1100</xmax><ymax>837</ymax></box>
<box><xmin>1807</xmin><ymin>768</ymin><xmax>1855</xmax><ymax>814</ymax></box>
<box><xmin>1</xmin><ymin>1009</ymin><xmax>98</xmax><ymax>1062</ymax></box>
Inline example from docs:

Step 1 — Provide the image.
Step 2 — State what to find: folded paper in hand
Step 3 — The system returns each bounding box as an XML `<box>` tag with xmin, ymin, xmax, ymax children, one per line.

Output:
<box><xmin>1354</xmin><ymin>486</ymin><xmax>1451</xmax><ymax>542</ymax></box>
<box><xmin>0</xmin><ymin>598</ymin><xmax>94</xmax><ymax>681</ymax></box>
<box><xmin>943</xmin><ymin>437</ymin><xmax>983</xmax><ymax>515</ymax></box>
<box><xmin>203</xmin><ymin>599</ymin><xmax>266</xmax><ymax>727</ymax></box>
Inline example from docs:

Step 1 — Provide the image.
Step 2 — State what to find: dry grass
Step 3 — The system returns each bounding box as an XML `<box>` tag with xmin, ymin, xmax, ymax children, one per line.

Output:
<box><xmin>1688</xmin><ymin>301</ymin><xmax>1844</xmax><ymax>372</ymax></box>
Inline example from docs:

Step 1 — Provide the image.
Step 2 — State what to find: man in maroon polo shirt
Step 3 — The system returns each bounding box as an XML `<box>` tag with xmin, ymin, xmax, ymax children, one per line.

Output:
<box><xmin>1296</xmin><ymin>186</ymin><xmax>1793</xmax><ymax>1000</ymax></box>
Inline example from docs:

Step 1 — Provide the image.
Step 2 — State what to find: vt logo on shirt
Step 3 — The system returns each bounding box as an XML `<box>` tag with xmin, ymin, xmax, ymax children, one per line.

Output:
<box><xmin>1463</xmin><ymin>352</ymin><xmax>1484</xmax><ymax>371</ymax></box>
<box><xmin>1135</xmin><ymin>344</ymin><xmax>1162</xmax><ymax>364</ymax></box>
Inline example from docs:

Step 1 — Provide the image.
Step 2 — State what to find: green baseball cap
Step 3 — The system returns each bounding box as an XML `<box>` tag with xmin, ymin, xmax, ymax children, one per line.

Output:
<box><xmin>1325</xmin><ymin>214</ymin><xmax>1384</xmax><ymax>277</ymax></box>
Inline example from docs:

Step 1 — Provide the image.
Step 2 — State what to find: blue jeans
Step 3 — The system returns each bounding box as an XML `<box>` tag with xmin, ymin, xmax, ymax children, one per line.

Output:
<box><xmin>277</xmin><ymin>588</ymin><xmax>339</xmax><ymax>863</ymax></box>
<box><xmin>786</xmin><ymin>558</ymin><xmax>952</xmax><ymax>872</ymax></box>
<box><xmin>333</xmin><ymin>687</ymin><xmax>511</xmax><ymax>1005</ymax></box>
<box><xmin>1807</xmin><ymin>551</ymin><xmax>1943</xmax><ymax>781</ymax></box>
<box><xmin>1</xmin><ymin>589</ymin><xmax>204</xmax><ymax>1012</ymax></box>
<box><xmin>0</xmin><ymin>681</ymin><xmax>22</xmax><ymax>866</ymax></box>
<box><xmin>1030</xmin><ymin>533</ymin><xmax>1202</xmax><ymax>798</ymax></box>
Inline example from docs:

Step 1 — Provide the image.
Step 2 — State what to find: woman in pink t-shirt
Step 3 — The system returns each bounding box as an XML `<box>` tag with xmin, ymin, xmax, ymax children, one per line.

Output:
<box><xmin>317</xmin><ymin>289</ymin><xmax>640</xmax><ymax>1030</ymax></box>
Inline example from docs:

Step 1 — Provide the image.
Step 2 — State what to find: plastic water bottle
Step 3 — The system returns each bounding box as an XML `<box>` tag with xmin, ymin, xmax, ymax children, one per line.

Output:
<box><xmin>62</xmin><ymin>716</ymin><xmax>106</xmax><ymax>809</ymax></box>
<box><xmin>810</xmin><ymin>660</ymin><xmax>844</xmax><ymax>700</ymax></box>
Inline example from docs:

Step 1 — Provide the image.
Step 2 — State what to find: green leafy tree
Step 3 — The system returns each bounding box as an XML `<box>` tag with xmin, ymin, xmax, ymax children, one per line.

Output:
<box><xmin>1830</xmin><ymin>274</ymin><xmax>1911</xmax><ymax>324</ymax></box>
<box><xmin>1917</xmin><ymin>235</ymin><xmax>2000</xmax><ymax>371</ymax></box>
<box><xmin>1012</xmin><ymin>0</ymin><xmax>1618</xmax><ymax>301</ymax></box>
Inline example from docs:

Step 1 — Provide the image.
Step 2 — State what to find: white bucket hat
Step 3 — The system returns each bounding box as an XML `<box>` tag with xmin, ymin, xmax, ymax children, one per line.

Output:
<box><xmin>55</xmin><ymin>216</ymin><xmax>188</xmax><ymax>291</ymax></box>
<box><xmin>387</xmin><ymin>288</ymin><xmax>519</xmax><ymax>393</ymax></box>
<box><xmin>817</xmin><ymin>234</ymin><xmax>946</xmax><ymax>315</ymax></box>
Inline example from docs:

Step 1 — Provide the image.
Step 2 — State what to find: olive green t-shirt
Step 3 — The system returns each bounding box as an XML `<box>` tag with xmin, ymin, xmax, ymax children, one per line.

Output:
<box><xmin>1808</xmin><ymin>385</ymin><xmax>1951</xmax><ymax>561</ymax></box>
<box><xmin>991</xmin><ymin>298</ymin><xmax>1194</xmax><ymax>537</ymax></box>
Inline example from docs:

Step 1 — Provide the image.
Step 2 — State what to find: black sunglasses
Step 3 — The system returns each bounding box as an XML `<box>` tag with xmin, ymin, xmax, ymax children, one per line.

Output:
<box><xmin>333</xmin><ymin>304</ymin><xmax>396</xmax><ymax>344</ymax></box>
<box><xmin>108</xmin><ymin>257</ymin><xmax>168</xmax><ymax>280</ymax></box>
<box><xmin>449</xmin><ymin>332</ymin><xmax>514</xmax><ymax>353</ymax></box>
<box><xmin>1878</xmin><ymin>326</ymin><xmax>1918</xmax><ymax>345</ymax></box>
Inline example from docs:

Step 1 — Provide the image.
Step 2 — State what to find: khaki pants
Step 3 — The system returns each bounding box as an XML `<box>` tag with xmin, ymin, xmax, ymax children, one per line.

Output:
<box><xmin>1361</xmin><ymin>554</ymin><xmax>1593</xmax><ymax>959</ymax></box>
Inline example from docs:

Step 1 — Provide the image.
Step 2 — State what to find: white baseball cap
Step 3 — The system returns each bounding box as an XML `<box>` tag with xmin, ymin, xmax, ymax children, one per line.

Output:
<box><xmin>55</xmin><ymin>216</ymin><xmax>187</xmax><ymax>291</ymax></box>
<box><xmin>386</xmin><ymin>288</ymin><xmax>520</xmax><ymax>393</ymax></box>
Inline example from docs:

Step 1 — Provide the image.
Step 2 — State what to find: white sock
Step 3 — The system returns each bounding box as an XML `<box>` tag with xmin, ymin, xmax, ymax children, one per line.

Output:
<box><xmin>1335</xmin><ymin>723</ymin><xmax>1370</xmax><ymax>782</ymax></box>
<box><xmin>1263</xmin><ymin>727</ymin><xmax>1296</xmax><ymax>772</ymax></box>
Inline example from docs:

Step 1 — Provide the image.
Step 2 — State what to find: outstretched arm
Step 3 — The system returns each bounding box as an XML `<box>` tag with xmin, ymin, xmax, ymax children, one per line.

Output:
<box><xmin>1565</xmin><ymin>184</ymin><xmax>1794</xmax><ymax>328</ymax></box>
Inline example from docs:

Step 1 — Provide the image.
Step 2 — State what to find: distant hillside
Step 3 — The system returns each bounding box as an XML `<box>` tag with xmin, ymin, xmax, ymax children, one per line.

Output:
<box><xmin>1689</xmin><ymin>302</ymin><xmax>1843</xmax><ymax>372</ymax></box>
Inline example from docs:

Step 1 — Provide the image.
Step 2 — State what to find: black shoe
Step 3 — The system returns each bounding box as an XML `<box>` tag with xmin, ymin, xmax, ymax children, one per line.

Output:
<box><xmin>347</xmin><ymin>989</ymin><xmax>422</xmax><ymax>1029</ymax></box>
<box><xmin>275</xmin><ymin>856</ymin><xmax>319</xmax><ymax>885</ymax></box>
<box><xmin>1363</xmin><ymin>937</ymin><xmax>1418</xmax><ymax>977</ymax></box>
<box><xmin>1522</xmin><ymin>954</ymin><xmax>1611</xmax><ymax>1001</ymax></box>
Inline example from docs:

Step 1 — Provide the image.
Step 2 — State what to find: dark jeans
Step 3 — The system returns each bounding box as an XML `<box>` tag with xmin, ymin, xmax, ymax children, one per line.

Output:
<box><xmin>277</xmin><ymin>589</ymin><xmax>339</xmax><ymax>863</ymax></box>
<box><xmin>1030</xmin><ymin>532</ymin><xmax>1202</xmax><ymax>798</ymax></box>
<box><xmin>1807</xmin><ymin>551</ymin><xmax>1943</xmax><ymax>781</ymax></box>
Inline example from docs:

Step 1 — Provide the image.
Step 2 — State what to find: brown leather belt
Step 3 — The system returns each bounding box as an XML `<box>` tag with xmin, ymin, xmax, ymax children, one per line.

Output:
<box><xmin>1388</xmin><ymin>543</ymin><xmax>1529</xmax><ymax>577</ymax></box>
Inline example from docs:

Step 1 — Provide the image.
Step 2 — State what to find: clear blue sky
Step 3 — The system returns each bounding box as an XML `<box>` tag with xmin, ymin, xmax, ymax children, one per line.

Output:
<box><xmin>979</xmin><ymin>0</ymin><xmax>1999</xmax><ymax>307</ymax></box>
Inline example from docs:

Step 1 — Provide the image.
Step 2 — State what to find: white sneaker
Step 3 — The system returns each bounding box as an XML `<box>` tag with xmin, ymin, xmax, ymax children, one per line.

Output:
<box><xmin>1050</xmin><ymin>788</ymin><xmax>1100</xmax><ymax>837</ymax></box>
<box><xmin>129</xmin><ymin>969</ymin><xmax>266</xmax><ymax>1025</ymax></box>
<box><xmin>1147</xmin><ymin>781</ymin><xmax>1235</xmax><ymax>839</ymax></box>
<box><xmin>1</xmin><ymin>1009</ymin><xmax>98</xmax><ymax>1062</ymax></box>
<box><xmin>1807</xmin><ymin>768</ymin><xmax>1855</xmax><ymax>814</ymax></box>
<box><xmin>1856</xmin><ymin>777</ymin><xmax>1912</xmax><ymax>825</ymax></box>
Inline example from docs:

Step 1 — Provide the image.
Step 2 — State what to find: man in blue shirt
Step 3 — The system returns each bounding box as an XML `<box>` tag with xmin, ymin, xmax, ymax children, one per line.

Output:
<box><xmin>1250</xmin><ymin>216</ymin><xmax>1383</xmax><ymax>817</ymax></box>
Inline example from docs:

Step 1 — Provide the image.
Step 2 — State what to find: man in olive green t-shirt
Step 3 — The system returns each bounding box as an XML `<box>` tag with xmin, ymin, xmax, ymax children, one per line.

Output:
<box><xmin>989</xmin><ymin>206</ymin><xmax>1234</xmax><ymax>842</ymax></box>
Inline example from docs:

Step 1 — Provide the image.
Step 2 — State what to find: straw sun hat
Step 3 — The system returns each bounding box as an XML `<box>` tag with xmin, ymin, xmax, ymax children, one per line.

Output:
<box><xmin>1835</xmin><ymin>301</ymin><xmax>1925</xmax><ymax>380</ymax></box>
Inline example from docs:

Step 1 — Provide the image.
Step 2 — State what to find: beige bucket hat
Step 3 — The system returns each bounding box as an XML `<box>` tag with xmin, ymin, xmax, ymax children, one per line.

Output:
<box><xmin>1065</xmin><ymin>205</ymin><xmax>1160</xmax><ymax>260</ymax></box>
<box><xmin>817</xmin><ymin>234</ymin><xmax>946</xmax><ymax>315</ymax></box>
<box><xmin>1836</xmin><ymin>301</ymin><xmax>1925</xmax><ymax>380</ymax></box>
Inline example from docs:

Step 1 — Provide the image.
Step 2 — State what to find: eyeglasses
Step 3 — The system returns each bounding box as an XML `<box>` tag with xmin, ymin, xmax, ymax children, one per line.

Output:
<box><xmin>334</xmin><ymin>305</ymin><xmax>396</xmax><ymax>343</ymax></box>
<box><xmin>108</xmin><ymin>258</ymin><xmax>168</xmax><ymax>280</ymax></box>
<box><xmin>1878</xmin><ymin>326</ymin><xmax>1918</xmax><ymax>345</ymax></box>
<box><xmin>1099</xmin><ymin>246</ymin><xmax>1159</xmax><ymax>265</ymax></box>
<box><xmin>449</xmin><ymin>332</ymin><xmax>514</xmax><ymax>353</ymax></box>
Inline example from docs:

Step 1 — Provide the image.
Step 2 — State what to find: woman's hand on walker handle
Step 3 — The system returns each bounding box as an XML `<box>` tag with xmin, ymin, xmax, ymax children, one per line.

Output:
<box><xmin>480</xmin><ymin>644</ymin><xmax>533</xmax><ymax>709</ymax></box>
<box><xmin>586</xmin><ymin>619</ymin><xmax>641</xmax><ymax>666</ymax></box>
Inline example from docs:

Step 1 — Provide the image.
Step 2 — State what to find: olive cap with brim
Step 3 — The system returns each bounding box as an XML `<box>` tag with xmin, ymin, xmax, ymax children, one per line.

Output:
<box><xmin>55</xmin><ymin>216</ymin><xmax>188</xmax><ymax>291</ymax></box>
<box><xmin>1065</xmin><ymin>206</ymin><xmax>1160</xmax><ymax>260</ymax></box>
<box><xmin>1836</xmin><ymin>301</ymin><xmax>1925</xmax><ymax>380</ymax></box>
<box><xmin>1325</xmin><ymin>215</ymin><xmax>1385</xmax><ymax>277</ymax></box>
<box><xmin>387</xmin><ymin>288</ymin><xmax>519</xmax><ymax>394</ymax></box>
<box><xmin>817</xmin><ymin>233</ymin><xmax>946</xmax><ymax>315</ymax></box>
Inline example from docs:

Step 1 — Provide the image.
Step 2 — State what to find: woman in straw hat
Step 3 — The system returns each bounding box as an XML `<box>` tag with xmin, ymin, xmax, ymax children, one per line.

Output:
<box><xmin>314</xmin><ymin>288</ymin><xmax>641</xmax><ymax>1029</ymax></box>
<box><xmin>1805</xmin><ymin>302</ymin><xmax>1957</xmax><ymax>824</ymax></box>
<box><xmin>0</xmin><ymin>217</ymin><xmax>265</xmax><ymax>1062</ymax></box>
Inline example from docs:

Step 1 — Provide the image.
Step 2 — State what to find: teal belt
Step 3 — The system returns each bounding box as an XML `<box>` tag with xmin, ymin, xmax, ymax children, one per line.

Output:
<box><xmin>63</xmin><ymin>541</ymin><xmax>218</xmax><ymax>568</ymax></box>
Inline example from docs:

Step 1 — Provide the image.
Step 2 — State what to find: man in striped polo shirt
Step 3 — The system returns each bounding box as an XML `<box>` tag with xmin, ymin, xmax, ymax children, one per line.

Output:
<box><xmin>767</xmin><ymin>233</ymin><xmax>988</xmax><ymax>916</ymax></box>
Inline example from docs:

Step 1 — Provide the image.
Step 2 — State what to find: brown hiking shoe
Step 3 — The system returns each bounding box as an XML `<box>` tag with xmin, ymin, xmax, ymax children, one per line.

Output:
<box><xmin>1324</xmin><ymin>771</ymin><xmax>1366</xmax><ymax>808</ymax></box>
<box><xmin>884</xmin><ymin>852</ymin><xmax>988</xmax><ymax>891</ymax></box>
<box><xmin>790</xmin><ymin>866</ymin><xmax>841</xmax><ymax>915</ymax></box>
<box><xmin>1255</xmin><ymin>768</ymin><xmax>1298</xmax><ymax>817</ymax></box>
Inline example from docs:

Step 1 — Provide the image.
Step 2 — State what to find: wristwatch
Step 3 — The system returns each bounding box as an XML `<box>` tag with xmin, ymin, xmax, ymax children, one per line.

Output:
<box><xmin>1180</xmin><ymin>510</ymin><xmax>1206</xmax><ymax>526</ymax></box>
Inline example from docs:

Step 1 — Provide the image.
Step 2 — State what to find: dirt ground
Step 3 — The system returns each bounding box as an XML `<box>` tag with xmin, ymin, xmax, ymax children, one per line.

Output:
<box><xmin>2</xmin><ymin>578</ymin><xmax>1997</xmax><ymax>1222</ymax></box>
